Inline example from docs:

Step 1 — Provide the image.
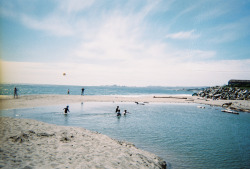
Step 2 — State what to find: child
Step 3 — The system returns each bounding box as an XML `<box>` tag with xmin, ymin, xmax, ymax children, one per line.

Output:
<box><xmin>63</xmin><ymin>106</ymin><xmax>70</xmax><ymax>114</ymax></box>
<box><xmin>117</xmin><ymin>110</ymin><xmax>121</xmax><ymax>116</ymax></box>
<box><xmin>123</xmin><ymin>110</ymin><xmax>128</xmax><ymax>115</ymax></box>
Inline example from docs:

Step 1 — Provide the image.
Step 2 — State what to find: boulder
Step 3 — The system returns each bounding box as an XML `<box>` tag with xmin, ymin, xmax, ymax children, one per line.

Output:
<box><xmin>194</xmin><ymin>86</ymin><xmax>249</xmax><ymax>100</ymax></box>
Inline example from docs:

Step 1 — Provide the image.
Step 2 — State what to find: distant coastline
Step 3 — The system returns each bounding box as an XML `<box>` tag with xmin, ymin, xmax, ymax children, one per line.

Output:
<box><xmin>0</xmin><ymin>83</ymin><xmax>204</xmax><ymax>96</ymax></box>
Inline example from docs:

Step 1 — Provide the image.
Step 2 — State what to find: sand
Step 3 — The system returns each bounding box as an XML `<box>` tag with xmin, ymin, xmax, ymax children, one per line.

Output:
<box><xmin>0</xmin><ymin>94</ymin><xmax>249</xmax><ymax>112</ymax></box>
<box><xmin>0</xmin><ymin>117</ymin><xmax>166</xmax><ymax>169</ymax></box>
<box><xmin>0</xmin><ymin>94</ymin><xmax>249</xmax><ymax>169</ymax></box>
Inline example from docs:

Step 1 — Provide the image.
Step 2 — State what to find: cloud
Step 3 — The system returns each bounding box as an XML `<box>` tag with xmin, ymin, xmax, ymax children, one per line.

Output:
<box><xmin>170</xmin><ymin>49</ymin><xmax>216</xmax><ymax>61</ymax></box>
<box><xmin>57</xmin><ymin>0</ymin><xmax>95</xmax><ymax>14</ymax></box>
<box><xmin>1</xmin><ymin>58</ymin><xmax>250</xmax><ymax>86</ymax></box>
<box><xmin>1</xmin><ymin>0</ymin><xmax>249</xmax><ymax>86</ymax></box>
<box><xmin>195</xmin><ymin>5</ymin><xmax>228</xmax><ymax>23</ymax></box>
<box><xmin>20</xmin><ymin>14</ymin><xmax>74</xmax><ymax>36</ymax></box>
<box><xmin>0</xmin><ymin>0</ymin><xmax>97</xmax><ymax>37</ymax></box>
<box><xmin>166</xmin><ymin>30</ymin><xmax>200</xmax><ymax>40</ymax></box>
<box><xmin>207</xmin><ymin>16</ymin><xmax>250</xmax><ymax>43</ymax></box>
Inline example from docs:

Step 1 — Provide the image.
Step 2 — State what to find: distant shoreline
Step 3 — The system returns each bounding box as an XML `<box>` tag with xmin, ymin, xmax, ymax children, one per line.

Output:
<box><xmin>0</xmin><ymin>94</ymin><xmax>249</xmax><ymax>112</ymax></box>
<box><xmin>0</xmin><ymin>83</ymin><xmax>200</xmax><ymax>96</ymax></box>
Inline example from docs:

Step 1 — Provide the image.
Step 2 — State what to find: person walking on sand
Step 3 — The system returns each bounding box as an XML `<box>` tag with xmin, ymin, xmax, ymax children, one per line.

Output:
<box><xmin>14</xmin><ymin>87</ymin><xmax>18</xmax><ymax>99</ymax></box>
<box><xmin>63</xmin><ymin>106</ymin><xmax>70</xmax><ymax>114</ymax></box>
<box><xmin>81</xmin><ymin>88</ymin><xmax>85</xmax><ymax>95</ymax></box>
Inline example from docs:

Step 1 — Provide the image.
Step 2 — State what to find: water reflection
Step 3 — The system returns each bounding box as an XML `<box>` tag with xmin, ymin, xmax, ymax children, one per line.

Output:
<box><xmin>64</xmin><ymin>113</ymin><xmax>68</xmax><ymax>125</ymax></box>
<box><xmin>81</xmin><ymin>102</ymin><xmax>84</xmax><ymax>111</ymax></box>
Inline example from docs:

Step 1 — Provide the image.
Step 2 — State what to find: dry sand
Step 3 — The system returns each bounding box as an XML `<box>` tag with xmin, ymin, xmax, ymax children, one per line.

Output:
<box><xmin>0</xmin><ymin>94</ymin><xmax>250</xmax><ymax>169</ymax></box>
<box><xmin>0</xmin><ymin>117</ymin><xmax>166</xmax><ymax>169</ymax></box>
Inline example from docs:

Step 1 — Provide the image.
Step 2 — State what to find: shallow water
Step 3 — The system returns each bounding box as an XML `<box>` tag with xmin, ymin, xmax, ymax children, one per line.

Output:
<box><xmin>1</xmin><ymin>102</ymin><xmax>250</xmax><ymax>169</ymax></box>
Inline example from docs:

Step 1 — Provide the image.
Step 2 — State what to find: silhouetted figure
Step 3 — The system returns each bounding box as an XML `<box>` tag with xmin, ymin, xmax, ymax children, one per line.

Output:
<box><xmin>14</xmin><ymin>87</ymin><xmax>18</xmax><ymax>99</ymax></box>
<box><xmin>67</xmin><ymin>89</ymin><xmax>70</xmax><ymax>95</ymax></box>
<box><xmin>117</xmin><ymin>110</ymin><xmax>121</xmax><ymax>116</ymax></box>
<box><xmin>81</xmin><ymin>88</ymin><xmax>85</xmax><ymax>95</ymax></box>
<box><xmin>123</xmin><ymin>110</ymin><xmax>127</xmax><ymax>115</ymax></box>
<box><xmin>115</xmin><ymin>106</ymin><xmax>120</xmax><ymax>113</ymax></box>
<box><xmin>63</xmin><ymin>106</ymin><xmax>70</xmax><ymax>114</ymax></box>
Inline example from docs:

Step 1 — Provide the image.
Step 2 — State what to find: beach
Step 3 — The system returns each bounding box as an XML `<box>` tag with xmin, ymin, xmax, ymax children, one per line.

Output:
<box><xmin>0</xmin><ymin>117</ymin><xmax>166</xmax><ymax>169</ymax></box>
<box><xmin>0</xmin><ymin>94</ymin><xmax>250</xmax><ymax>169</ymax></box>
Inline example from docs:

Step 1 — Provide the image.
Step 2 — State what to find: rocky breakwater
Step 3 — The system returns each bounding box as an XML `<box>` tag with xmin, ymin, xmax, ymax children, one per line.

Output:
<box><xmin>193</xmin><ymin>86</ymin><xmax>250</xmax><ymax>113</ymax></box>
<box><xmin>193</xmin><ymin>86</ymin><xmax>250</xmax><ymax>100</ymax></box>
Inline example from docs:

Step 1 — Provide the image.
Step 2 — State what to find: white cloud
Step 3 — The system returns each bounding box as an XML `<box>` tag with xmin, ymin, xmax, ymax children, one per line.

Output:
<box><xmin>1</xmin><ymin>57</ymin><xmax>249</xmax><ymax>86</ymax></box>
<box><xmin>20</xmin><ymin>15</ymin><xmax>74</xmax><ymax>36</ymax></box>
<box><xmin>57</xmin><ymin>0</ymin><xmax>95</xmax><ymax>14</ymax></box>
<box><xmin>0</xmin><ymin>0</ymin><xmax>97</xmax><ymax>37</ymax></box>
<box><xmin>195</xmin><ymin>6</ymin><xmax>228</xmax><ymax>23</ymax></box>
<box><xmin>166</xmin><ymin>30</ymin><xmax>200</xmax><ymax>40</ymax></box>
<box><xmin>1</xmin><ymin>0</ymin><xmax>249</xmax><ymax>86</ymax></box>
<box><xmin>208</xmin><ymin>16</ymin><xmax>250</xmax><ymax>43</ymax></box>
<box><xmin>73</xmin><ymin>11</ymin><xmax>148</xmax><ymax>62</ymax></box>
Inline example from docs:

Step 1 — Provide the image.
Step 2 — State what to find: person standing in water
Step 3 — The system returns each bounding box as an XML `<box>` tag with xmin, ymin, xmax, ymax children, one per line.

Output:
<box><xmin>123</xmin><ymin>110</ymin><xmax>128</xmax><ymax>115</ymax></box>
<box><xmin>81</xmin><ymin>88</ymin><xmax>85</xmax><ymax>95</ymax></box>
<box><xmin>14</xmin><ymin>87</ymin><xmax>18</xmax><ymax>99</ymax></box>
<box><xmin>117</xmin><ymin>110</ymin><xmax>121</xmax><ymax>116</ymax></box>
<box><xmin>67</xmin><ymin>89</ymin><xmax>70</xmax><ymax>95</ymax></box>
<box><xmin>63</xmin><ymin>106</ymin><xmax>70</xmax><ymax>114</ymax></box>
<box><xmin>115</xmin><ymin>106</ymin><xmax>120</xmax><ymax>113</ymax></box>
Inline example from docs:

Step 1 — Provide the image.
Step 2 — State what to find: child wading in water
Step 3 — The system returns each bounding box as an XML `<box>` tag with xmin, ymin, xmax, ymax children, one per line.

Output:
<box><xmin>63</xmin><ymin>106</ymin><xmax>70</xmax><ymax>114</ymax></box>
<box><xmin>117</xmin><ymin>110</ymin><xmax>121</xmax><ymax>116</ymax></box>
<box><xmin>123</xmin><ymin>110</ymin><xmax>128</xmax><ymax>115</ymax></box>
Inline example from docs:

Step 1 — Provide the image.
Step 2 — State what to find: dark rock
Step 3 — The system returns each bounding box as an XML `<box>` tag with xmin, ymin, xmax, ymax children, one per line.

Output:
<box><xmin>60</xmin><ymin>137</ymin><xmax>71</xmax><ymax>142</ymax></box>
<box><xmin>194</xmin><ymin>86</ymin><xmax>249</xmax><ymax>100</ymax></box>
<box><xmin>10</xmin><ymin>133</ymin><xmax>29</xmax><ymax>143</ymax></box>
<box><xmin>222</xmin><ymin>102</ymin><xmax>232</xmax><ymax>107</ymax></box>
<box><xmin>159</xmin><ymin>160</ymin><xmax>167</xmax><ymax>169</ymax></box>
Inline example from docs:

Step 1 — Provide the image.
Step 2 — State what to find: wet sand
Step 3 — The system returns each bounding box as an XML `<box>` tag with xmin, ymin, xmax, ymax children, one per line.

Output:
<box><xmin>0</xmin><ymin>94</ymin><xmax>249</xmax><ymax>112</ymax></box>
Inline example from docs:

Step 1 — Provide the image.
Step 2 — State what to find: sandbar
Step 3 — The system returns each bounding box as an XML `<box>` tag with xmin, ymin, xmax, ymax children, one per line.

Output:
<box><xmin>0</xmin><ymin>95</ymin><xmax>249</xmax><ymax>112</ymax></box>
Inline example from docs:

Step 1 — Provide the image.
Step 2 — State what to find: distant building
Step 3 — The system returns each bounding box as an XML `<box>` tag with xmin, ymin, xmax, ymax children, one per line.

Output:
<box><xmin>228</xmin><ymin>79</ymin><xmax>250</xmax><ymax>87</ymax></box>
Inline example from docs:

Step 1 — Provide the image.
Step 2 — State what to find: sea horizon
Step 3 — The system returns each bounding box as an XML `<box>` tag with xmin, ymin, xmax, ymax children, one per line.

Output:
<box><xmin>0</xmin><ymin>82</ymin><xmax>210</xmax><ymax>88</ymax></box>
<box><xmin>0</xmin><ymin>83</ymin><xmax>207</xmax><ymax>96</ymax></box>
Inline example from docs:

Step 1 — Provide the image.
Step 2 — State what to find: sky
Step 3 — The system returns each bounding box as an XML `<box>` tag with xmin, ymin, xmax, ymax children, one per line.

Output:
<box><xmin>0</xmin><ymin>0</ymin><xmax>250</xmax><ymax>87</ymax></box>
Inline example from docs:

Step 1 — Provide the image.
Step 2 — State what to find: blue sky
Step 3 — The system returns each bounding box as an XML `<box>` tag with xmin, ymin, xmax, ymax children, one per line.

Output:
<box><xmin>0</xmin><ymin>0</ymin><xmax>250</xmax><ymax>86</ymax></box>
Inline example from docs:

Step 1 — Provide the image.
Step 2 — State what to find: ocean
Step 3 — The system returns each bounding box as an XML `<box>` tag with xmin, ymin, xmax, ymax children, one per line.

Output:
<box><xmin>0</xmin><ymin>83</ymin><xmax>203</xmax><ymax>96</ymax></box>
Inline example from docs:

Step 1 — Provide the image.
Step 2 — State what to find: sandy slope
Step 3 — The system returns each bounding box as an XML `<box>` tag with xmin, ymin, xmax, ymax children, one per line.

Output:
<box><xmin>0</xmin><ymin>117</ymin><xmax>166</xmax><ymax>169</ymax></box>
